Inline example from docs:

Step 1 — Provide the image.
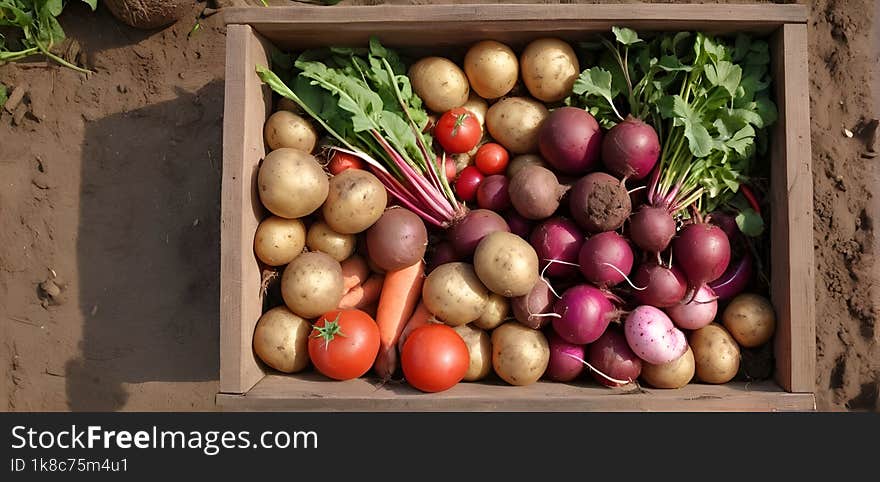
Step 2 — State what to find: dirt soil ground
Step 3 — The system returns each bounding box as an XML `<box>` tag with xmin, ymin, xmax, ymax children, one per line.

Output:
<box><xmin>0</xmin><ymin>0</ymin><xmax>877</xmax><ymax>412</ymax></box>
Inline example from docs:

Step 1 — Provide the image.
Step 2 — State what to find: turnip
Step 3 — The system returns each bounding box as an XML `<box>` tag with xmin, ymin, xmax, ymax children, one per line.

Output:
<box><xmin>449</xmin><ymin>209</ymin><xmax>510</xmax><ymax>257</ymax></box>
<box><xmin>587</xmin><ymin>328</ymin><xmax>642</xmax><ymax>387</ymax></box>
<box><xmin>509</xmin><ymin>164</ymin><xmax>569</xmax><ymax>220</ymax></box>
<box><xmin>569</xmin><ymin>172</ymin><xmax>631</xmax><ymax>233</ymax></box>
<box><xmin>632</xmin><ymin>262</ymin><xmax>687</xmax><ymax>308</ymax></box>
<box><xmin>545</xmin><ymin>332</ymin><xmax>585</xmax><ymax>382</ymax></box>
<box><xmin>624</xmin><ymin>305</ymin><xmax>688</xmax><ymax>365</ymax></box>
<box><xmin>530</xmin><ymin>217</ymin><xmax>584</xmax><ymax>278</ymax></box>
<box><xmin>601</xmin><ymin>116</ymin><xmax>660</xmax><ymax>181</ymax></box>
<box><xmin>552</xmin><ymin>284</ymin><xmax>619</xmax><ymax>345</ymax></box>
<box><xmin>664</xmin><ymin>285</ymin><xmax>718</xmax><ymax>331</ymax></box>
<box><xmin>538</xmin><ymin>106</ymin><xmax>603</xmax><ymax>175</ymax></box>
<box><xmin>511</xmin><ymin>279</ymin><xmax>555</xmax><ymax>329</ymax></box>
<box><xmin>629</xmin><ymin>205</ymin><xmax>676</xmax><ymax>254</ymax></box>
<box><xmin>673</xmin><ymin>220</ymin><xmax>731</xmax><ymax>301</ymax></box>
<box><xmin>578</xmin><ymin>231</ymin><xmax>634</xmax><ymax>288</ymax></box>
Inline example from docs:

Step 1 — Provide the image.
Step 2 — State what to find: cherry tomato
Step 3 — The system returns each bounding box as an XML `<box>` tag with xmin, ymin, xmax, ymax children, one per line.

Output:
<box><xmin>444</xmin><ymin>157</ymin><xmax>457</xmax><ymax>182</ymax></box>
<box><xmin>474</xmin><ymin>143</ymin><xmax>509</xmax><ymax>175</ymax></box>
<box><xmin>328</xmin><ymin>151</ymin><xmax>364</xmax><ymax>175</ymax></box>
<box><xmin>435</xmin><ymin>108</ymin><xmax>481</xmax><ymax>154</ymax></box>
<box><xmin>308</xmin><ymin>309</ymin><xmax>380</xmax><ymax>381</ymax></box>
<box><xmin>455</xmin><ymin>166</ymin><xmax>484</xmax><ymax>202</ymax></box>
<box><xmin>401</xmin><ymin>324</ymin><xmax>469</xmax><ymax>393</ymax></box>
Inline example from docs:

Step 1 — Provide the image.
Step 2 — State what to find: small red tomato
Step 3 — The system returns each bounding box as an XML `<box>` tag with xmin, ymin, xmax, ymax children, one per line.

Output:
<box><xmin>455</xmin><ymin>166</ymin><xmax>484</xmax><ymax>202</ymax></box>
<box><xmin>444</xmin><ymin>157</ymin><xmax>457</xmax><ymax>182</ymax></box>
<box><xmin>474</xmin><ymin>143</ymin><xmax>509</xmax><ymax>175</ymax></box>
<box><xmin>435</xmin><ymin>108</ymin><xmax>482</xmax><ymax>154</ymax></box>
<box><xmin>401</xmin><ymin>324</ymin><xmax>469</xmax><ymax>393</ymax></box>
<box><xmin>328</xmin><ymin>151</ymin><xmax>364</xmax><ymax>175</ymax></box>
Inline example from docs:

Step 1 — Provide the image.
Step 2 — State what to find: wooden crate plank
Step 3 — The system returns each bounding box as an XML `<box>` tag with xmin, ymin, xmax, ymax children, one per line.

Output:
<box><xmin>216</xmin><ymin>374</ymin><xmax>816</xmax><ymax>412</ymax></box>
<box><xmin>220</xmin><ymin>25</ymin><xmax>271</xmax><ymax>394</ymax></box>
<box><xmin>770</xmin><ymin>23</ymin><xmax>816</xmax><ymax>393</ymax></box>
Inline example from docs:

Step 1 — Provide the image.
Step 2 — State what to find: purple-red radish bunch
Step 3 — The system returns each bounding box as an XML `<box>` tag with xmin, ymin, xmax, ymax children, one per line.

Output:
<box><xmin>553</xmin><ymin>284</ymin><xmax>620</xmax><ymax>345</ymax></box>
<box><xmin>530</xmin><ymin>217</ymin><xmax>584</xmax><ymax>278</ymax></box>
<box><xmin>632</xmin><ymin>262</ymin><xmax>687</xmax><ymax>308</ymax></box>
<box><xmin>578</xmin><ymin>231</ymin><xmax>634</xmax><ymax>287</ymax></box>
<box><xmin>587</xmin><ymin>329</ymin><xmax>643</xmax><ymax>387</ymax></box>
<box><xmin>545</xmin><ymin>332</ymin><xmax>586</xmax><ymax>382</ymax></box>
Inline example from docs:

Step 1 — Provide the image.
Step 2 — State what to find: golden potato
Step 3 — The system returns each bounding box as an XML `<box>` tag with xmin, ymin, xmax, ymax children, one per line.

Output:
<box><xmin>422</xmin><ymin>262</ymin><xmax>489</xmax><ymax>327</ymax></box>
<box><xmin>264</xmin><ymin>110</ymin><xmax>318</xmax><ymax>152</ymax></box>
<box><xmin>253</xmin><ymin>306</ymin><xmax>311</xmax><ymax>373</ymax></box>
<box><xmin>254</xmin><ymin>216</ymin><xmax>306</xmax><ymax>266</ymax></box>
<box><xmin>257</xmin><ymin>148</ymin><xmax>329</xmax><ymax>219</ymax></box>
<box><xmin>322</xmin><ymin>169</ymin><xmax>388</xmax><ymax>234</ymax></box>
<box><xmin>520</xmin><ymin>38</ymin><xmax>579</xmax><ymax>103</ymax></box>
<box><xmin>453</xmin><ymin>324</ymin><xmax>493</xmax><ymax>381</ymax></box>
<box><xmin>640</xmin><ymin>346</ymin><xmax>695</xmax><ymax>389</ymax></box>
<box><xmin>485</xmin><ymin>97</ymin><xmax>549</xmax><ymax>154</ymax></box>
<box><xmin>409</xmin><ymin>56</ymin><xmax>470</xmax><ymax>113</ymax></box>
<box><xmin>306</xmin><ymin>220</ymin><xmax>356</xmax><ymax>262</ymax></box>
<box><xmin>464</xmin><ymin>40</ymin><xmax>519</xmax><ymax>99</ymax></box>
<box><xmin>281</xmin><ymin>252</ymin><xmax>344</xmax><ymax>319</ymax></box>
<box><xmin>474</xmin><ymin>231</ymin><xmax>539</xmax><ymax>297</ymax></box>
<box><xmin>491</xmin><ymin>322</ymin><xmax>549</xmax><ymax>386</ymax></box>
<box><xmin>689</xmin><ymin>324</ymin><xmax>741</xmax><ymax>384</ymax></box>
<box><xmin>722</xmin><ymin>293</ymin><xmax>777</xmax><ymax>348</ymax></box>
<box><xmin>472</xmin><ymin>293</ymin><xmax>509</xmax><ymax>330</ymax></box>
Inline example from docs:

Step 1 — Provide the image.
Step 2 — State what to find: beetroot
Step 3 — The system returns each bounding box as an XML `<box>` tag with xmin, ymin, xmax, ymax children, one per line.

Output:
<box><xmin>449</xmin><ymin>209</ymin><xmax>509</xmax><ymax>257</ymax></box>
<box><xmin>509</xmin><ymin>164</ymin><xmax>570</xmax><ymax>220</ymax></box>
<box><xmin>511</xmin><ymin>280</ymin><xmax>555</xmax><ymax>329</ymax></box>
<box><xmin>569</xmin><ymin>172</ymin><xmax>631</xmax><ymax>233</ymax></box>
<box><xmin>552</xmin><ymin>284</ymin><xmax>618</xmax><ymax>345</ymax></box>
<box><xmin>428</xmin><ymin>241</ymin><xmax>459</xmax><ymax>272</ymax></box>
<box><xmin>709</xmin><ymin>252</ymin><xmax>754</xmax><ymax>301</ymax></box>
<box><xmin>530</xmin><ymin>217</ymin><xmax>584</xmax><ymax>278</ymax></box>
<box><xmin>632</xmin><ymin>262</ymin><xmax>687</xmax><ymax>308</ymax></box>
<box><xmin>476</xmin><ymin>174</ymin><xmax>511</xmax><ymax>211</ymax></box>
<box><xmin>578</xmin><ymin>231</ymin><xmax>634</xmax><ymax>288</ymax></box>
<box><xmin>587</xmin><ymin>328</ymin><xmax>642</xmax><ymax>387</ymax></box>
<box><xmin>601</xmin><ymin>116</ymin><xmax>660</xmax><ymax>181</ymax></box>
<box><xmin>538</xmin><ymin>107</ymin><xmax>603</xmax><ymax>175</ymax></box>
<box><xmin>506</xmin><ymin>210</ymin><xmax>535</xmax><ymax>239</ymax></box>
<box><xmin>673</xmin><ymin>222</ymin><xmax>731</xmax><ymax>299</ymax></box>
<box><xmin>546</xmin><ymin>332</ymin><xmax>586</xmax><ymax>382</ymax></box>
<box><xmin>629</xmin><ymin>205</ymin><xmax>676</xmax><ymax>254</ymax></box>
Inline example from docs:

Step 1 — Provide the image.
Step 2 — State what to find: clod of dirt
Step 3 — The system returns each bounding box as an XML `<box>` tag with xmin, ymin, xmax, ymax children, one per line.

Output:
<box><xmin>864</xmin><ymin>119</ymin><xmax>879</xmax><ymax>153</ymax></box>
<box><xmin>104</xmin><ymin>0</ymin><xmax>190</xmax><ymax>30</ymax></box>
<box><xmin>38</xmin><ymin>272</ymin><xmax>66</xmax><ymax>307</ymax></box>
<box><xmin>3</xmin><ymin>85</ymin><xmax>26</xmax><ymax>114</ymax></box>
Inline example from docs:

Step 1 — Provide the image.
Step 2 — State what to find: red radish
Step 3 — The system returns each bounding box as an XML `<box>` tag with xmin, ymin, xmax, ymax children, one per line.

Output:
<box><xmin>455</xmin><ymin>166</ymin><xmax>484</xmax><ymax>202</ymax></box>
<box><xmin>508</xmin><ymin>164</ymin><xmax>570</xmax><ymax>220</ymax></box>
<box><xmin>632</xmin><ymin>262</ymin><xmax>687</xmax><ymax>308</ymax></box>
<box><xmin>476</xmin><ymin>174</ymin><xmax>511</xmax><ymax>211</ymax></box>
<box><xmin>665</xmin><ymin>285</ymin><xmax>718</xmax><ymax>330</ymax></box>
<box><xmin>449</xmin><ymin>209</ymin><xmax>510</xmax><ymax>257</ymax></box>
<box><xmin>624</xmin><ymin>305</ymin><xmax>688</xmax><ymax>365</ymax></box>
<box><xmin>578</xmin><ymin>231</ymin><xmax>634</xmax><ymax>288</ymax></box>
<box><xmin>673</xmin><ymin>221</ymin><xmax>731</xmax><ymax>301</ymax></box>
<box><xmin>538</xmin><ymin>107</ymin><xmax>603</xmax><ymax>175</ymax></box>
<box><xmin>530</xmin><ymin>217</ymin><xmax>584</xmax><ymax>278</ymax></box>
<box><xmin>587</xmin><ymin>328</ymin><xmax>642</xmax><ymax>387</ymax></box>
<box><xmin>507</xmin><ymin>210</ymin><xmax>535</xmax><ymax>239</ymax></box>
<box><xmin>569</xmin><ymin>172</ymin><xmax>631</xmax><ymax>233</ymax></box>
<box><xmin>709</xmin><ymin>252</ymin><xmax>754</xmax><ymax>301</ymax></box>
<box><xmin>629</xmin><ymin>205</ymin><xmax>677</xmax><ymax>254</ymax></box>
<box><xmin>601</xmin><ymin>116</ymin><xmax>660</xmax><ymax>181</ymax></box>
<box><xmin>552</xmin><ymin>284</ymin><xmax>618</xmax><ymax>345</ymax></box>
<box><xmin>511</xmin><ymin>280</ymin><xmax>555</xmax><ymax>329</ymax></box>
<box><xmin>546</xmin><ymin>332</ymin><xmax>586</xmax><ymax>382</ymax></box>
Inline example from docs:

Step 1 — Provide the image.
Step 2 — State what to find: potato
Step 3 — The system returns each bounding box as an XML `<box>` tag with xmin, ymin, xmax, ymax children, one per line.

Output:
<box><xmin>422</xmin><ymin>262</ymin><xmax>489</xmax><ymax>327</ymax></box>
<box><xmin>722</xmin><ymin>293</ymin><xmax>777</xmax><ymax>348</ymax></box>
<box><xmin>252</xmin><ymin>306</ymin><xmax>311</xmax><ymax>373</ymax></box>
<box><xmin>472</xmin><ymin>293</ymin><xmax>509</xmax><ymax>330</ymax></box>
<box><xmin>506</xmin><ymin>154</ymin><xmax>549</xmax><ymax>178</ymax></box>
<box><xmin>485</xmin><ymin>97</ymin><xmax>549</xmax><ymax>154</ymax></box>
<box><xmin>254</xmin><ymin>216</ymin><xmax>306</xmax><ymax>266</ymax></box>
<box><xmin>104</xmin><ymin>0</ymin><xmax>188</xmax><ymax>29</ymax></box>
<box><xmin>474</xmin><ymin>231</ymin><xmax>539</xmax><ymax>297</ymax></box>
<box><xmin>258</xmin><ymin>148</ymin><xmax>329</xmax><ymax>219</ymax></box>
<box><xmin>453</xmin><ymin>324</ymin><xmax>493</xmax><ymax>381</ymax></box>
<box><xmin>461</xmin><ymin>92</ymin><xmax>489</xmax><ymax>131</ymax></box>
<box><xmin>264</xmin><ymin>110</ymin><xmax>318</xmax><ymax>153</ymax></box>
<box><xmin>322</xmin><ymin>169</ymin><xmax>388</xmax><ymax>234</ymax></box>
<box><xmin>689</xmin><ymin>324</ymin><xmax>741</xmax><ymax>384</ymax></box>
<box><xmin>306</xmin><ymin>220</ymin><xmax>356</xmax><ymax>262</ymax></box>
<box><xmin>409</xmin><ymin>57</ymin><xmax>470</xmax><ymax>113</ymax></box>
<box><xmin>491</xmin><ymin>322</ymin><xmax>549</xmax><ymax>386</ymax></box>
<box><xmin>464</xmin><ymin>40</ymin><xmax>519</xmax><ymax>99</ymax></box>
<box><xmin>640</xmin><ymin>346</ymin><xmax>695</xmax><ymax>389</ymax></box>
<box><xmin>281</xmin><ymin>252</ymin><xmax>344</xmax><ymax>319</ymax></box>
<box><xmin>520</xmin><ymin>38</ymin><xmax>579</xmax><ymax>103</ymax></box>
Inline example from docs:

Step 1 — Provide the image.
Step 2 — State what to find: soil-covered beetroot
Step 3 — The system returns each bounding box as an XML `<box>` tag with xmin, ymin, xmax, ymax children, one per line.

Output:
<box><xmin>624</xmin><ymin>305</ymin><xmax>688</xmax><ymax>365</ymax></box>
<box><xmin>632</xmin><ymin>262</ymin><xmax>687</xmax><ymax>308</ymax></box>
<box><xmin>569</xmin><ymin>172</ymin><xmax>631</xmax><ymax>233</ymax></box>
<box><xmin>629</xmin><ymin>205</ymin><xmax>676</xmax><ymax>254</ymax></box>
<box><xmin>530</xmin><ymin>217</ymin><xmax>584</xmax><ymax>278</ymax></box>
<box><xmin>587</xmin><ymin>328</ymin><xmax>642</xmax><ymax>387</ymax></box>
<box><xmin>578</xmin><ymin>231</ymin><xmax>634</xmax><ymax>287</ymax></box>
<box><xmin>509</xmin><ymin>164</ymin><xmax>570</xmax><ymax>220</ymax></box>
<box><xmin>673</xmin><ymin>222</ymin><xmax>731</xmax><ymax>298</ymax></box>
<box><xmin>538</xmin><ymin>106</ymin><xmax>603</xmax><ymax>175</ymax></box>
<box><xmin>545</xmin><ymin>332</ymin><xmax>586</xmax><ymax>382</ymax></box>
<box><xmin>601</xmin><ymin>116</ymin><xmax>660</xmax><ymax>181</ymax></box>
<box><xmin>511</xmin><ymin>279</ymin><xmax>555</xmax><ymax>329</ymax></box>
<box><xmin>449</xmin><ymin>209</ymin><xmax>510</xmax><ymax>257</ymax></box>
<box><xmin>552</xmin><ymin>284</ymin><xmax>618</xmax><ymax>345</ymax></box>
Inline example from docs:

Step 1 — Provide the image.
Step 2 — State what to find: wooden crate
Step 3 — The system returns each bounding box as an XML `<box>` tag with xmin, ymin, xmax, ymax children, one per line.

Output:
<box><xmin>217</xmin><ymin>4</ymin><xmax>816</xmax><ymax>411</ymax></box>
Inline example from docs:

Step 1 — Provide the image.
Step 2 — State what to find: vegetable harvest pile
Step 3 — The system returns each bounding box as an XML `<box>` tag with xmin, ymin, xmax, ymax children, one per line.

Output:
<box><xmin>250</xmin><ymin>28</ymin><xmax>780</xmax><ymax>393</ymax></box>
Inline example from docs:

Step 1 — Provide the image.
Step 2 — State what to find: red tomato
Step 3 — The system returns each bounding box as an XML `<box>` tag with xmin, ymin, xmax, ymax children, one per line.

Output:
<box><xmin>444</xmin><ymin>157</ymin><xmax>457</xmax><ymax>182</ymax></box>
<box><xmin>455</xmin><ymin>166</ymin><xmax>484</xmax><ymax>202</ymax></box>
<box><xmin>474</xmin><ymin>143</ymin><xmax>509</xmax><ymax>175</ymax></box>
<box><xmin>308</xmin><ymin>309</ymin><xmax>380</xmax><ymax>381</ymax></box>
<box><xmin>435</xmin><ymin>108</ymin><xmax>481</xmax><ymax>154</ymax></box>
<box><xmin>328</xmin><ymin>151</ymin><xmax>364</xmax><ymax>175</ymax></box>
<box><xmin>401</xmin><ymin>324</ymin><xmax>469</xmax><ymax>393</ymax></box>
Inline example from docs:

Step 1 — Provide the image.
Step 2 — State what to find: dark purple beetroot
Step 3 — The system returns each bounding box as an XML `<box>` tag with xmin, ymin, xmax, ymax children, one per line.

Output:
<box><xmin>530</xmin><ymin>217</ymin><xmax>584</xmax><ymax>278</ymax></box>
<box><xmin>632</xmin><ymin>262</ymin><xmax>687</xmax><ymax>308</ymax></box>
<box><xmin>538</xmin><ymin>107</ymin><xmax>603</xmax><ymax>175</ymax></box>
<box><xmin>601</xmin><ymin>116</ymin><xmax>661</xmax><ymax>181</ymax></box>
<box><xmin>629</xmin><ymin>205</ymin><xmax>676</xmax><ymax>254</ymax></box>
<box><xmin>449</xmin><ymin>209</ymin><xmax>510</xmax><ymax>257</ymax></box>
<box><xmin>578</xmin><ymin>231</ymin><xmax>634</xmax><ymax>288</ymax></box>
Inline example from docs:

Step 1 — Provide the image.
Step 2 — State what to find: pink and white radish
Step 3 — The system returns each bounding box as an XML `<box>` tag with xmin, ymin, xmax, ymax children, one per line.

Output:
<box><xmin>664</xmin><ymin>285</ymin><xmax>718</xmax><ymax>330</ymax></box>
<box><xmin>624</xmin><ymin>305</ymin><xmax>688</xmax><ymax>365</ymax></box>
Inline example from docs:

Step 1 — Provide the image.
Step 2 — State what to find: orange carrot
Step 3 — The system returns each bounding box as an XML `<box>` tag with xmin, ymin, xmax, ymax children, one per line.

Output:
<box><xmin>338</xmin><ymin>274</ymin><xmax>384</xmax><ymax>309</ymax></box>
<box><xmin>341</xmin><ymin>255</ymin><xmax>370</xmax><ymax>293</ymax></box>
<box><xmin>373</xmin><ymin>260</ymin><xmax>425</xmax><ymax>379</ymax></box>
<box><xmin>397</xmin><ymin>301</ymin><xmax>434</xmax><ymax>352</ymax></box>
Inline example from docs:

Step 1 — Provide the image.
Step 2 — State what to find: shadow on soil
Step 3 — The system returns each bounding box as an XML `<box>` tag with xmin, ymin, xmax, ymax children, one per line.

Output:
<box><xmin>65</xmin><ymin>81</ymin><xmax>223</xmax><ymax>411</ymax></box>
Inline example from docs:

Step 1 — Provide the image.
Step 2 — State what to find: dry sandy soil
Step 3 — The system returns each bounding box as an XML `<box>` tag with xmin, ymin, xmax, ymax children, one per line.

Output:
<box><xmin>0</xmin><ymin>0</ymin><xmax>877</xmax><ymax>411</ymax></box>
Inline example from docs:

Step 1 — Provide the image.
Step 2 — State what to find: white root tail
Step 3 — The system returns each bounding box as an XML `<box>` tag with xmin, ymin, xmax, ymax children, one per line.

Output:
<box><xmin>561</xmin><ymin>352</ymin><xmax>633</xmax><ymax>386</ymax></box>
<box><xmin>601</xmin><ymin>262</ymin><xmax>646</xmax><ymax>291</ymax></box>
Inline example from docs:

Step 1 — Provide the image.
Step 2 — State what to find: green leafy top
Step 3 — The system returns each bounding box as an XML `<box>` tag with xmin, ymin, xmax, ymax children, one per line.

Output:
<box><xmin>0</xmin><ymin>0</ymin><xmax>97</xmax><ymax>73</ymax></box>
